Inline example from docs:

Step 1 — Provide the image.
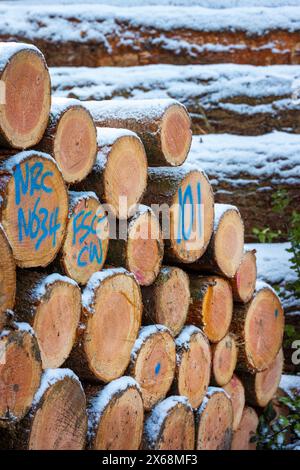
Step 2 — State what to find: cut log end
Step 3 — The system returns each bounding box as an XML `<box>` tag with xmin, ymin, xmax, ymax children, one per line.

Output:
<box><xmin>231</xmin><ymin>407</ymin><xmax>258</xmax><ymax>451</ymax></box>
<box><xmin>161</xmin><ymin>104</ymin><xmax>192</xmax><ymax>166</ymax></box>
<box><xmin>0</xmin><ymin>225</ymin><xmax>16</xmax><ymax>318</ymax></box>
<box><xmin>212</xmin><ymin>333</ymin><xmax>237</xmax><ymax>387</ymax></box>
<box><xmin>223</xmin><ymin>374</ymin><xmax>245</xmax><ymax>432</ymax></box>
<box><xmin>196</xmin><ymin>388</ymin><xmax>233</xmax><ymax>450</ymax></box>
<box><xmin>232</xmin><ymin>250</ymin><xmax>257</xmax><ymax>303</ymax></box>
<box><xmin>0</xmin><ymin>44</ymin><xmax>50</xmax><ymax>149</ymax></box>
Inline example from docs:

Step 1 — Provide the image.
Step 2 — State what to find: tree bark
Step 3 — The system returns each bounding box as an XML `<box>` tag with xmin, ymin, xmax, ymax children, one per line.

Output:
<box><xmin>0</xmin><ymin>224</ymin><xmax>16</xmax><ymax>321</ymax></box>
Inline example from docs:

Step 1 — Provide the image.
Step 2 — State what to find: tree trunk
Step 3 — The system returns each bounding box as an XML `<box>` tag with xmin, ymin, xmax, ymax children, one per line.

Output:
<box><xmin>67</xmin><ymin>268</ymin><xmax>142</xmax><ymax>383</ymax></box>
<box><xmin>86</xmin><ymin>377</ymin><xmax>144</xmax><ymax>450</ymax></box>
<box><xmin>141</xmin><ymin>266</ymin><xmax>190</xmax><ymax>336</ymax></box>
<box><xmin>143</xmin><ymin>167</ymin><xmax>214</xmax><ymax>263</ymax></box>
<box><xmin>231</xmin><ymin>407</ymin><xmax>258</xmax><ymax>451</ymax></box>
<box><xmin>196</xmin><ymin>387</ymin><xmax>233</xmax><ymax>450</ymax></box>
<box><xmin>0</xmin><ymin>224</ymin><xmax>16</xmax><ymax>320</ymax></box>
<box><xmin>0</xmin><ymin>151</ymin><xmax>69</xmax><ymax>268</ymax></box>
<box><xmin>187</xmin><ymin>275</ymin><xmax>233</xmax><ymax>343</ymax></box>
<box><xmin>106</xmin><ymin>205</ymin><xmax>164</xmax><ymax>286</ymax></box>
<box><xmin>13</xmin><ymin>271</ymin><xmax>81</xmax><ymax>369</ymax></box>
<box><xmin>36</xmin><ymin>97</ymin><xmax>97</xmax><ymax>184</ymax></box>
<box><xmin>143</xmin><ymin>396</ymin><xmax>195</xmax><ymax>450</ymax></box>
<box><xmin>231</xmin><ymin>250</ymin><xmax>257</xmax><ymax>303</ymax></box>
<box><xmin>223</xmin><ymin>374</ymin><xmax>245</xmax><ymax>432</ymax></box>
<box><xmin>84</xmin><ymin>100</ymin><xmax>192</xmax><ymax>167</ymax></box>
<box><xmin>0</xmin><ymin>42</ymin><xmax>50</xmax><ymax>149</ymax></box>
<box><xmin>58</xmin><ymin>191</ymin><xmax>109</xmax><ymax>285</ymax></box>
<box><xmin>173</xmin><ymin>325</ymin><xmax>211</xmax><ymax>409</ymax></box>
<box><xmin>232</xmin><ymin>281</ymin><xmax>284</xmax><ymax>373</ymax></box>
<box><xmin>211</xmin><ymin>333</ymin><xmax>238</xmax><ymax>387</ymax></box>
<box><xmin>128</xmin><ymin>325</ymin><xmax>176</xmax><ymax>411</ymax></box>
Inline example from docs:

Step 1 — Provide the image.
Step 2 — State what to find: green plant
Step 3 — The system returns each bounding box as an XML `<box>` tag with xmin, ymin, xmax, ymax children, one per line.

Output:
<box><xmin>252</xmin><ymin>227</ymin><xmax>282</xmax><ymax>243</ymax></box>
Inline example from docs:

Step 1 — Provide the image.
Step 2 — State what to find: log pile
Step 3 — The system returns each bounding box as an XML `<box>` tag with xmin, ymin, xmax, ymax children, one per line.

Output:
<box><xmin>0</xmin><ymin>41</ymin><xmax>287</xmax><ymax>451</ymax></box>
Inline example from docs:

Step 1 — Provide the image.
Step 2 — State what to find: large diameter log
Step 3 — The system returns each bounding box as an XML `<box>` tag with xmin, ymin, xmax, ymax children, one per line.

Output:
<box><xmin>231</xmin><ymin>250</ymin><xmax>257</xmax><ymax>303</ymax></box>
<box><xmin>0</xmin><ymin>224</ymin><xmax>16</xmax><ymax>320</ymax></box>
<box><xmin>174</xmin><ymin>325</ymin><xmax>211</xmax><ymax>409</ymax></box>
<box><xmin>239</xmin><ymin>348</ymin><xmax>284</xmax><ymax>408</ymax></box>
<box><xmin>0</xmin><ymin>322</ymin><xmax>42</xmax><ymax>427</ymax></box>
<box><xmin>211</xmin><ymin>333</ymin><xmax>238</xmax><ymax>387</ymax></box>
<box><xmin>187</xmin><ymin>275</ymin><xmax>233</xmax><ymax>342</ymax></box>
<box><xmin>106</xmin><ymin>205</ymin><xmax>164</xmax><ymax>286</ymax></box>
<box><xmin>37</xmin><ymin>97</ymin><xmax>97</xmax><ymax>184</ymax></box>
<box><xmin>143</xmin><ymin>396</ymin><xmax>195</xmax><ymax>450</ymax></box>
<box><xmin>223</xmin><ymin>374</ymin><xmax>245</xmax><ymax>432</ymax></box>
<box><xmin>232</xmin><ymin>281</ymin><xmax>284</xmax><ymax>373</ymax></box>
<box><xmin>85</xmin><ymin>99</ymin><xmax>192</xmax><ymax>167</ymax></box>
<box><xmin>59</xmin><ymin>191</ymin><xmax>109</xmax><ymax>285</ymax></box>
<box><xmin>128</xmin><ymin>325</ymin><xmax>176</xmax><ymax>411</ymax></box>
<box><xmin>86</xmin><ymin>377</ymin><xmax>144</xmax><ymax>450</ymax></box>
<box><xmin>143</xmin><ymin>167</ymin><xmax>214</xmax><ymax>263</ymax></box>
<box><xmin>0</xmin><ymin>151</ymin><xmax>68</xmax><ymax>268</ymax></box>
<box><xmin>14</xmin><ymin>271</ymin><xmax>81</xmax><ymax>369</ymax></box>
<box><xmin>142</xmin><ymin>266</ymin><xmax>190</xmax><ymax>336</ymax></box>
<box><xmin>0</xmin><ymin>42</ymin><xmax>50</xmax><ymax>149</ymax></box>
<box><xmin>68</xmin><ymin>268</ymin><xmax>142</xmax><ymax>382</ymax></box>
<box><xmin>231</xmin><ymin>406</ymin><xmax>258</xmax><ymax>451</ymax></box>
<box><xmin>189</xmin><ymin>204</ymin><xmax>244</xmax><ymax>277</ymax></box>
<box><xmin>74</xmin><ymin>127</ymin><xmax>147</xmax><ymax>219</ymax></box>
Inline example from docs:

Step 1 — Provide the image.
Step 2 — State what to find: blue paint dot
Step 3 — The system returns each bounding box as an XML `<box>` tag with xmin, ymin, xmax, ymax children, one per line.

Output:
<box><xmin>275</xmin><ymin>309</ymin><xmax>279</xmax><ymax>318</ymax></box>
<box><xmin>155</xmin><ymin>363</ymin><xmax>161</xmax><ymax>375</ymax></box>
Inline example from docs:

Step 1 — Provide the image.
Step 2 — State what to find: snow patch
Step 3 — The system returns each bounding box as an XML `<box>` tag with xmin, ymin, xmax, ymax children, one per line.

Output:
<box><xmin>32</xmin><ymin>273</ymin><xmax>78</xmax><ymax>301</ymax></box>
<box><xmin>131</xmin><ymin>324</ymin><xmax>171</xmax><ymax>361</ymax></box>
<box><xmin>32</xmin><ymin>368</ymin><xmax>80</xmax><ymax>406</ymax></box>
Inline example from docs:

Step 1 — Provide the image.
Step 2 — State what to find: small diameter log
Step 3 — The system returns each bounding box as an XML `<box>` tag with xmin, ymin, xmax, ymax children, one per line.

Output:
<box><xmin>232</xmin><ymin>281</ymin><xmax>284</xmax><ymax>373</ymax></box>
<box><xmin>211</xmin><ymin>333</ymin><xmax>238</xmax><ymax>387</ymax></box>
<box><xmin>86</xmin><ymin>377</ymin><xmax>144</xmax><ymax>450</ymax></box>
<box><xmin>106</xmin><ymin>205</ymin><xmax>164</xmax><ymax>286</ymax></box>
<box><xmin>12</xmin><ymin>369</ymin><xmax>87</xmax><ymax>449</ymax></box>
<box><xmin>85</xmin><ymin>99</ymin><xmax>192</xmax><ymax>167</ymax></box>
<box><xmin>59</xmin><ymin>191</ymin><xmax>109</xmax><ymax>285</ymax></box>
<box><xmin>231</xmin><ymin>407</ymin><xmax>258</xmax><ymax>451</ymax></box>
<box><xmin>189</xmin><ymin>204</ymin><xmax>244</xmax><ymax>278</ymax></box>
<box><xmin>142</xmin><ymin>266</ymin><xmax>190</xmax><ymax>336</ymax></box>
<box><xmin>0</xmin><ymin>151</ymin><xmax>68</xmax><ymax>268</ymax></box>
<box><xmin>239</xmin><ymin>348</ymin><xmax>284</xmax><ymax>408</ymax></box>
<box><xmin>68</xmin><ymin>268</ymin><xmax>142</xmax><ymax>382</ymax></box>
<box><xmin>128</xmin><ymin>325</ymin><xmax>176</xmax><ymax>411</ymax></box>
<box><xmin>143</xmin><ymin>167</ymin><xmax>214</xmax><ymax>263</ymax></box>
<box><xmin>0</xmin><ymin>322</ymin><xmax>42</xmax><ymax>427</ymax></box>
<box><xmin>0</xmin><ymin>224</ymin><xmax>16</xmax><ymax>321</ymax></box>
<box><xmin>223</xmin><ymin>374</ymin><xmax>245</xmax><ymax>432</ymax></box>
<box><xmin>143</xmin><ymin>396</ymin><xmax>195</xmax><ymax>450</ymax></box>
<box><xmin>187</xmin><ymin>275</ymin><xmax>233</xmax><ymax>343</ymax></box>
<box><xmin>0</xmin><ymin>42</ymin><xmax>50</xmax><ymax>149</ymax></box>
<box><xmin>14</xmin><ymin>271</ymin><xmax>81</xmax><ymax>369</ymax></box>
<box><xmin>74</xmin><ymin>127</ymin><xmax>148</xmax><ymax>219</ymax></box>
<box><xmin>174</xmin><ymin>326</ymin><xmax>211</xmax><ymax>409</ymax></box>
<box><xmin>196</xmin><ymin>387</ymin><xmax>233</xmax><ymax>450</ymax></box>
<box><xmin>37</xmin><ymin>97</ymin><xmax>97</xmax><ymax>184</ymax></box>
<box><xmin>231</xmin><ymin>250</ymin><xmax>257</xmax><ymax>303</ymax></box>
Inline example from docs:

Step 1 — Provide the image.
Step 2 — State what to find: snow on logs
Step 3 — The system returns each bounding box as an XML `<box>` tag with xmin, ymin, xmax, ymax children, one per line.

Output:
<box><xmin>0</xmin><ymin>224</ymin><xmax>16</xmax><ymax>320</ymax></box>
<box><xmin>211</xmin><ymin>333</ymin><xmax>238</xmax><ymax>387</ymax></box>
<box><xmin>0</xmin><ymin>43</ymin><xmax>50</xmax><ymax>149</ymax></box>
<box><xmin>231</xmin><ymin>250</ymin><xmax>257</xmax><ymax>303</ymax></box>
<box><xmin>223</xmin><ymin>374</ymin><xmax>245</xmax><ymax>432</ymax></box>
<box><xmin>231</xmin><ymin>407</ymin><xmax>258</xmax><ymax>451</ymax></box>
<box><xmin>0</xmin><ymin>151</ymin><xmax>68</xmax><ymax>268</ymax></box>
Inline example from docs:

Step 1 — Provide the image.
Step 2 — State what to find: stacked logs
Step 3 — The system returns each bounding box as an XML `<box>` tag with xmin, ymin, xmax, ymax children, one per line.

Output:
<box><xmin>0</xmin><ymin>41</ymin><xmax>286</xmax><ymax>451</ymax></box>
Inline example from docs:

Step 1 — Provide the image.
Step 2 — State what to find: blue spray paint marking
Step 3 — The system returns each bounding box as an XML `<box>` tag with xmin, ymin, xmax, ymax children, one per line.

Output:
<box><xmin>72</xmin><ymin>209</ymin><xmax>107</xmax><ymax>267</ymax></box>
<box><xmin>176</xmin><ymin>181</ymin><xmax>202</xmax><ymax>244</ymax></box>
<box><xmin>155</xmin><ymin>363</ymin><xmax>161</xmax><ymax>375</ymax></box>
<box><xmin>275</xmin><ymin>309</ymin><xmax>279</xmax><ymax>318</ymax></box>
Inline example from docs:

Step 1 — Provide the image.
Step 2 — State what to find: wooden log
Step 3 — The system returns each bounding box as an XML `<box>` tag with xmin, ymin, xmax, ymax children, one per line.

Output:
<box><xmin>187</xmin><ymin>275</ymin><xmax>233</xmax><ymax>343</ymax></box>
<box><xmin>223</xmin><ymin>374</ymin><xmax>245</xmax><ymax>432</ymax></box>
<box><xmin>232</xmin><ymin>281</ymin><xmax>284</xmax><ymax>373</ymax></box>
<box><xmin>188</xmin><ymin>204</ymin><xmax>244</xmax><ymax>277</ymax></box>
<box><xmin>36</xmin><ymin>97</ymin><xmax>97</xmax><ymax>184</ymax></box>
<box><xmin>59</xmin><ymin>191</ymin><xmax>109</xmax><ymax>285</ymax></box>
<box><xmin>86</xmin><ymin>377</ymin><xmax>144</xmax><ymax>450</ymax></box>
<box><xmin>211</xmin><ymin>333</ymin><xmax>238</xmax><ymax>387</ymax></box>
<box><xmin>106</xmin><ymin>205</ymin><xmax>164</xmax><ymax>286</ymax></box>
<box><xmin>0</xmin><ymin>224</ymin><xmax>16</xmax><ymax>321</ymax></box>
<box><xmin>13</xmin><ymin>271</ymin><xmax>81</xmax><ymax>369</ymax></box>
<box><xmin>231</xmin><ymin>406</ymin><xmax>258</xmax><ymax>451</ymax></box>
<box><xmin>196</xmin><ymin>387</ymin><xmax>233</xmax><ymax>450</ymax></box>
<box><xmin>0</xmin><ymin>42</ymin><xmax>50</xmax><ymax>149</ymax></box>
<box><xmin>85</xmin><ymin>99</ymin><xmax>192</xmax><ymax>167</ymax></box>
<box><xmin>239</xmin><ymin>348</ymin><xmax>284</xmax><ymax>408</ymax></box>
<box><xmin>141</xmin><ymin>266</ymin><xmax>190</xmax><ymax>336</ymax></box>
<box><xmin>174</xmin><ymin>325</ymin><xmax>211</xmax><ymax>409</ymax></box>
<box><xmin>143</xmin><ymin>167</ymin><xmax>214</xmax><ymax>263</ymax></box>
<box><xmin>231</xmin><ymin>250</ymin><xmax>257</xmax><ymax>303</ymax></box>
<box><xmin>0</xmin><ymin>151</ymin><xmax>68</xmax><ymax>268</ymax></box>
<box><xmin>143</xmin><ymin>396</ymin><xmax>195</xmax><ymax>450</ymax></box>
<box><xmin>73</xmin><ymin>127</ymin><xmax>148</xmax><ymax>219</ymax></box>
<box><xmin>128</xmin><ymin>325</ymin><xmax>176</xmax><ymax>411</ymax></box>
<box><xmin>67</xmin><ymin>268</ymin><xmax>142</xmax><ymax>383</ymax></box>
<box><xmin>0</xmin><ymin>322</ymin><xmax>42</xmax><ymax>427</ymax></box>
